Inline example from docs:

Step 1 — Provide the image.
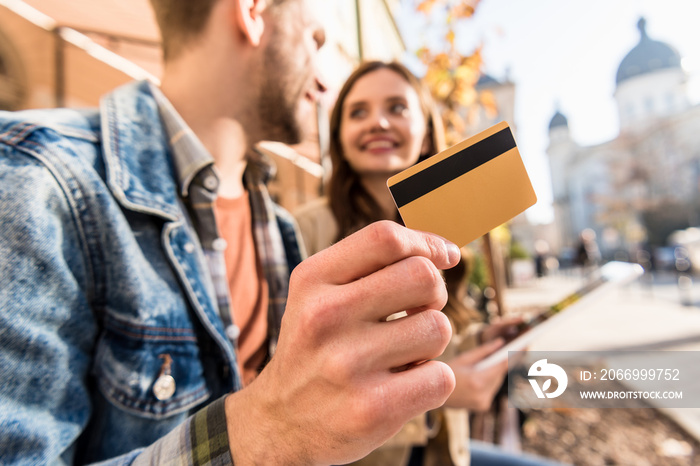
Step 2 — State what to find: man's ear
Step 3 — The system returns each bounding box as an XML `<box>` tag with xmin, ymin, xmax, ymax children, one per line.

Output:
<box><xmin>232</xmin><ymin>0</ymin><xmax>267</xmax><ymax>46</ymax></box>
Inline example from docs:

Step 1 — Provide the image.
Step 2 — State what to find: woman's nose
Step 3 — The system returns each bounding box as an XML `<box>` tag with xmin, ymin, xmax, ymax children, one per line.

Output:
<box><xmin>368</xmin><ymin>111</ymin><xmax>390</xmax><ymax>131</ymax></box>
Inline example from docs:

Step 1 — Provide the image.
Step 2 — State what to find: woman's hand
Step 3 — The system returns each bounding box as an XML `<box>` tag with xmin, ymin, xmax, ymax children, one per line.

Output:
<box><xmin>479</xmin><ymin>316</ymin><xmax>524</xmax><ymax>344</ymax></box>
<box><xmin>445</xmin><ymin>338</ymin><xmax>509</xmax><ymax>411</ymax></box>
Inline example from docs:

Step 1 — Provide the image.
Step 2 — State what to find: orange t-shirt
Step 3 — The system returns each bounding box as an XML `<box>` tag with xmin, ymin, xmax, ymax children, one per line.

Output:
<box><xmin>214</xmin><ymin>192</ymin><xmax>269</xmax><ymax>386</ymax></box>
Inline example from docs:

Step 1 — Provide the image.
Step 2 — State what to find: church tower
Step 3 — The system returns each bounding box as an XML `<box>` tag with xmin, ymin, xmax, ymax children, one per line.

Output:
<box><xmin>614</xmin><ymin>18</ymin><xmax>688</xmax><ymax>133</ymax></box>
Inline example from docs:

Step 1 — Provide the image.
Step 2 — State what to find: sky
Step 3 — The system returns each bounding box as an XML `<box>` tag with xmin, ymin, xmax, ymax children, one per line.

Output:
<box><xmin>394</xmin><ymin>0</ymin><xmax>700</xmax><ymax>224</ymax></box>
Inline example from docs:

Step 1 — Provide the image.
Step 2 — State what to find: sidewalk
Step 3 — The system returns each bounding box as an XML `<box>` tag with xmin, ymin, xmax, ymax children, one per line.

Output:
<box><xmin>503</xmin><ymin>269</ymin><xmax>700</xmax><ymax>442</ymax></box>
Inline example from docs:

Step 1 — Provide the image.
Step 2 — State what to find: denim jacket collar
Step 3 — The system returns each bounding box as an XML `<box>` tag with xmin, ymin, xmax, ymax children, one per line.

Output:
<box><xmin>100</xmin><ymin>80</ymin><xmax>182</xmax><ymax>221</ymax></box>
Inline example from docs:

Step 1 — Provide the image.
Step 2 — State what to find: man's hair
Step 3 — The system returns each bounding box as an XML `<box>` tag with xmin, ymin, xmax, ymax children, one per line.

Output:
<box><xmin>149</xmin><ymin>0</ymin><xmax>286</xmax><ymax>61</ymax></box>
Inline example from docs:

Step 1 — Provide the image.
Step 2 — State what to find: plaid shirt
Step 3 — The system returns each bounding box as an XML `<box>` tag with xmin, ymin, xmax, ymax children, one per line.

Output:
<box><xmin>133</xmin><ymin>397</ymin><xmax>232</xmax><ymax>465</ymax></box>
<box><xmin>144</xmin><ymin>83</ymin><xmax>298</xmax><ymax>464</ymax></box>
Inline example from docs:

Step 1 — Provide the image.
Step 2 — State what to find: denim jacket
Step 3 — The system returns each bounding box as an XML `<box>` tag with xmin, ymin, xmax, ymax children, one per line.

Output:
<box><xmin>0</xmin><ymin>81</ymin><xmax>302</xmax><ymax>464</ymax></box>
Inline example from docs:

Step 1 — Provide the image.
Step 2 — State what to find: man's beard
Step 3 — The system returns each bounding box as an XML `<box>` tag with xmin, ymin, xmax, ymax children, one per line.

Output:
<box><xmin>258</xmin><ymin>41</ymin><xmax>304</xmax><ymax>145</ymax></box>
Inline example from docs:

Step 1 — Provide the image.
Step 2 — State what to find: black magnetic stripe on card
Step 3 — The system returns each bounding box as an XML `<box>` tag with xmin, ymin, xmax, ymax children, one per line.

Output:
<box><xmin>390</xmin><ymin>126</ymin><xmax>516</xmax><ymax>208</ymax></box>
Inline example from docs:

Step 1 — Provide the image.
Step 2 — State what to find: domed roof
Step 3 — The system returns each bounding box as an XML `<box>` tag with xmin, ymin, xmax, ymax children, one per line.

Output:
<box><xmin>616</xmin><ymin>18</ymin><xmax>682</xmax><ymax>85</ymax></box>
<box><xmin>549</xmin><ymin>110</ymin><xmax>568</xmax><ymax>130</ymax></box>
<box><xmin>476</xmin><ymin>73</ymin><xmax>499</xmax><ymax>88</ymax></box>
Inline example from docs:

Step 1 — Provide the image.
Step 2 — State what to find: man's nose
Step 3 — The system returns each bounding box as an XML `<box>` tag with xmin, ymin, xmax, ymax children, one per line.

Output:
<box><xmin>314</xmin><ymin>63</ymin><xmax>328</xmax><ymax>95</ymax></box>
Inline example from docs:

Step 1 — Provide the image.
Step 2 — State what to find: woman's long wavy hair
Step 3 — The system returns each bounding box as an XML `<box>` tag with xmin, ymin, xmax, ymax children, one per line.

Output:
<box><xmin>328</xmin><ymin>61</ymin><xmax>445</xmax><ymax>241</ymax></box>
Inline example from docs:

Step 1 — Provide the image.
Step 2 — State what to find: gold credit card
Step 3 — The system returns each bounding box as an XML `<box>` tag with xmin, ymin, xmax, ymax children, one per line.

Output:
<box><xmin>387</xmin><ymin>121</ymin><xmax>537</xmax><ymax>247</ymax></box>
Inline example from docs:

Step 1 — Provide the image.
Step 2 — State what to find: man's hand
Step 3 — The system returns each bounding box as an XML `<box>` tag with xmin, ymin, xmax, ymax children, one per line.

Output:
<box><xmin>225</xmin><ymin>221</ymin><xmax>461</xmax><ymax>465</ymax></box>
<box><xmin>445</xmin><ymin>338</ymin><xmax>508</xmax><ymax>411</ymax></box>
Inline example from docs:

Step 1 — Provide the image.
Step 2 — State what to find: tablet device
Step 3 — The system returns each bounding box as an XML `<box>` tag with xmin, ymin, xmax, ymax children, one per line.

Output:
<box><xmin>473</xmin><ymin>261</ymin><xmax>644</xmax><ymax>370</ymax></box>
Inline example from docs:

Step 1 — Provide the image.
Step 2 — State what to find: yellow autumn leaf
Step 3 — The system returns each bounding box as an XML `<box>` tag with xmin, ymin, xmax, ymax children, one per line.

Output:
<box><xmin>491</xmin><ymin>224</ymin><xmax>512</xmax><ymax>245</ymax></box>
<box><xmin>435</xmin><ymin>52</ymin><xmax>451</xmax><ymax>69</ymax></box>
<box><xmin>436</xmin><ymin>80</ymin><xmax>453</xmax><ymax>100</ymax></box>
<box><xmin>454</xmin><ymin>86</ymin><xmax>477</xmax><ymax>107</ymax></box>
<box><xmin>417</xmin><ymin>0</ymin><xmax>439</xmax><ymax>15</ymax></box>
<box><xmin>479</xmin><ymin>90</ymin><xmax>498</xmax><ymax>118</ymax></box>
<box><xmin>455</xmin><ymin>63</ymin><xmax>479</xmax><ymax>85</ymax></box>
<box><xmin>450</xmin><ymin>3</ymin><xmax>475</xmax><ymax>18</ymax></box>
<box><xmin>459</xmin><ymin>51</ymin><xmax>482</xmax><ymax>70</ymax></box>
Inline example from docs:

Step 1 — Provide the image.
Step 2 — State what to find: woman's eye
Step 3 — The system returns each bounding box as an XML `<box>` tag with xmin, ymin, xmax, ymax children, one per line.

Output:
<box><xmin>390</xmin><ymin>103</ymin><xmax>408</xmax><ymax>114</ymax></box>
<box><xmin>349</xmin><ymin>108</ymin><xmax>367</xmax><ymax>119</ymax></box>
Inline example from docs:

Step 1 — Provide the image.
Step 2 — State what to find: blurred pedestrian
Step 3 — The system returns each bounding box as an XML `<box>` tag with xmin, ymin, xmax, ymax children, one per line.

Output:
<box><xmin>534</xmin><ymin>239</ymin><xmax>551</xmax><ymax>278</ymax></box>
<box><xmin>575</xmin><ymin>228</ymin><xmax>601</xmax><ymax>272</ymax></box>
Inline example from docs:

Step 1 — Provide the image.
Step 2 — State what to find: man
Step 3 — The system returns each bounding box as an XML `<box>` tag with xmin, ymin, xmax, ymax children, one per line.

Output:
<box><xmin>0</xmin><ymin>0</ymin><xmax>460</xmax><ymax>464</ymax></box>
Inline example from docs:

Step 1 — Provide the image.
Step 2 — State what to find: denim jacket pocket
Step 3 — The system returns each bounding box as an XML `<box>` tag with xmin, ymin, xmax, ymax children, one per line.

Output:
<box><xmin>93</xmin><ymin>313</ymin><xmax>211</xmax><ymax>420</ymax></box>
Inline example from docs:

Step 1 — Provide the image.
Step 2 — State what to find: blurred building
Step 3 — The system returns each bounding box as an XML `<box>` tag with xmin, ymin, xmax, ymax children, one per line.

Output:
<box><xmin>0</xmin><ymin>0</ymin><xmax>158</xmax><ymax>109</ymax></box>
<box><xmin>547</xmin><ymin>18</ymin><xmax>700</xmax><ymax>259</ymax></box>
<box><xmin>0</xmin><ymin>0</ymin><xmax>404</xmax><ymax>211</ymax></box>
<box><xmin>467</xmin><ymin>71</ymin><xmax>556</xmax><ymax>260</ymax></box>
<box><xmin>467</xmin><ymin>72</ymin><xmax>517</xmax><ymax>135</ymax></box>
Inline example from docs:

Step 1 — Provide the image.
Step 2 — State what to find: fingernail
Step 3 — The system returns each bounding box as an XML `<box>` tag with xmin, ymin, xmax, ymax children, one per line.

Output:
<box><xmin>445</xmin><ymin>241</ymin><xmax>460</xmax><ymax>264</ymax></box>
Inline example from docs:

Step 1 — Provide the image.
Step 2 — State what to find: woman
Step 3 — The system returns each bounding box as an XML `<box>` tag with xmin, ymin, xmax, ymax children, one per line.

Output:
<box><xmin>295</xmin><ymin>61</ymin><xmax>441</xmax><ymax>253</ymax></box>
<box><xmin>295</xmin><ymin>61</ymin><xmax>558</xmax><ymax>466</ymax></box>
